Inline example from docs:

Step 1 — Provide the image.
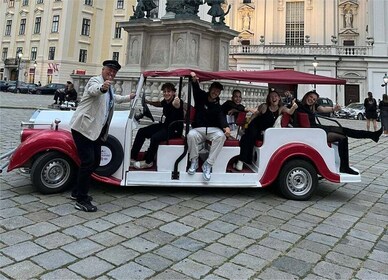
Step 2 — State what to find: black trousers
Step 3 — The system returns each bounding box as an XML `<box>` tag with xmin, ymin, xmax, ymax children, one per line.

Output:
<box><xmin>238</xmin><ymin>122</ymin><xmax>262</xmax><ymax>163</ymax></box>
<box><xmin>71</xmin><ymin>129</ymin><xmax>103</xmax><ymax>202</ymax></box>
<box><xmin>131</xmin><ymin>123</ymin><xmax>180</xmax><ymax>164</ymax></box>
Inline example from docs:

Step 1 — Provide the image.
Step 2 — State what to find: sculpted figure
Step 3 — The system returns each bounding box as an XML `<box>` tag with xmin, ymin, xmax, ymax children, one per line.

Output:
<box><xmin>205</xmin><ymin>0</ymin><xmax>231</xmax><ymax>25</ymax></box>
<box><xmin>131</xmin><ymin>0</ymin><xmax>157</xmax><ymax>19</ymax></box>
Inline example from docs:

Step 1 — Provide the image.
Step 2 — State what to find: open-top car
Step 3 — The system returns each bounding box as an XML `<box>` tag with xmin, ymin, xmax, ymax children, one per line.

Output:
<box><xmin>1</xmin><ymin>69</ymin><xmax>360</xmax><ymax>201</ymax></box>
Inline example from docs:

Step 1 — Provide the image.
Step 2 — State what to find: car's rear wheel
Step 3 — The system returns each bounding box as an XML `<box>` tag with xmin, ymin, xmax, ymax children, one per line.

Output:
<box><xmin>277</xmin><ymin>159</ymin><xmax>317</xmax><ymax>200</ymax></box>
<box><xmin>31</xmin><ymin>151</ymin><xmax>76</xmax><ymax>194</ymax></box>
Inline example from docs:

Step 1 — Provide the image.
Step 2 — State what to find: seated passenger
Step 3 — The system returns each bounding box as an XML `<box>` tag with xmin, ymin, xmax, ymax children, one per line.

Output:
<box><xmin>131</xmin><ymin>82</ymin><xmax>184</xmax><ymax>169</ymax></box>
<box><xmin>296</xmin><ymin>90</ymin><xmax>382</xmax><ymax>175</ymax></box>
<box><xmin>236</xmin><ymin>90</ymin><xmax>298</xmax><ymax>171</ymax></box>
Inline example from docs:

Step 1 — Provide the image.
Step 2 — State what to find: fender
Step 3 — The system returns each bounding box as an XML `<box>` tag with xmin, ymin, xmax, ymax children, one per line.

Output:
<box><xmin>260</xmin><ymin>143</ymin><xmax>340</xmax><ymax>187</ymax></box>
<box><xmin>8</xmin><ymin>129</ymin><xmax>79</xmax><ymax>171</ymax></box>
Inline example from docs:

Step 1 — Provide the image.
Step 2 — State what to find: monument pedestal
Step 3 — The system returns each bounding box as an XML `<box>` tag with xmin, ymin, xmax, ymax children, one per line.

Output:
<box><xmin>119</xmin><ymin>19</ymin><xmax>238</xmax><ymax>75</ymax></box>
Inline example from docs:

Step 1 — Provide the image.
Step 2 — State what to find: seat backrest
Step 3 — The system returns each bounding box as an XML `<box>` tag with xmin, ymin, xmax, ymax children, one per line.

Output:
<box><xmin>296</xmin><ymin>112</ymin><xmax>311</xmax><ymax>128</ymax></box>
<box><xmin>235</xmin><ymin>112</ymin><xmax>247</xmax><ymax>126</ymax></box>
<box><xmin>280</xmin><ymin>113</ymin><xmax>291</xmax><ymax>127</ymax></box>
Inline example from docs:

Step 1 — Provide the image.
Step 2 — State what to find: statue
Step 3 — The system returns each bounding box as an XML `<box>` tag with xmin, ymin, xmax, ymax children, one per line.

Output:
<box><xmin>131</xmin><ymin>0</ymin><xmax>157</xmax><ymax>19</ymax></box>
<box><xmin>183</xmin><ymin>0</ymin><xmax>203</xmax><ymax>15</ymax></box>
<box><xmin>344</xmin><ymin>9</ymin><xmax>353</xmax><ymax>28</ymax></box>
<box><xmin>166</xmin><ymin>0</ymin><xmax>184</xmax><ymax>14</ymax></box>
<box><xmin>243</xmin><ymin>14</ymin><xmax>250</xmax><ymax>30</ymax></box>
<box><xmin>205</xmin><ymin>0</ymin><xmax>231</xmax><ymax>25</ymax></box>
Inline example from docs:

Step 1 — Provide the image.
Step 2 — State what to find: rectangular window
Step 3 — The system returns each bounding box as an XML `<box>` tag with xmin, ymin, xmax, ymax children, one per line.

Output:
<box><xmin>285</xmin><ymin>2</ymin><xmax>305</xmax><ymax>46</ymax></box>
<box><xmin>2</xmin><ymin>48</ymin><xmax>8</xmax><ymax>60</ymax></box>
<box><xmin>5</xmin><ymin>20</ymin><xmax>12</xmax><ymax>36</ymax></box>
<box><xmin>52</xmin><ymin>15</ymin><xmax>60</xmax><ymax>32</ymax></box>
<box><xmin>48</xmin><ymin>47</ymin><xmax>55</xmax><ymax>60</ymax></box>
<box><xmin>81</xmin><ymin>18</ymin><xmax>91</xmax><ymax>36</ymax></box>
<box><xmin>79</xmin><ymin>49</ymin><xmax>87</xmax><ymax>63</ymax></box>
<box><xmin>114</xmin><ymin>23</ymin><xmax>121</xmax><ymax>38</ymax></box>
<box><xmin>112</xmin><ymin>52</ymin><xmax>119</xmax><ymax>61</ymax></box>
<box><xmin>84</xmin><ymin>0</ymin><xmax>93</xmax><ymax>5</ymax></box>
<box><xmin>34</xmin><ymin>17</ymin><xmax>41</xmax><ymax>34</ymax></box>
<box><xmin>8</xmin><ymin>0</ymin><xmax>15</xmax><ymax>8</ymax></box>
<box><xmin>37</xmin><ymin>0</ymin><xmax>43</xmax><ymax>3</ymax></box>
<box><xmin>117</xmin><ymin>0</ymin><xmax>124</xmax><ymax>9</ymax></box>
<box><xmin>22</xmin><ymin>0</ymin><xmax>29</xmax><ymax>6</ymax></box>
<box><xmin>19</xmin><ymin>19</ymin><xmax>26</xmax><ymax>35</ymax></box>
<box><xmin>31</xmin><ymin>47</ymin><xmax>37</xmax><ymax>60</ymax></box>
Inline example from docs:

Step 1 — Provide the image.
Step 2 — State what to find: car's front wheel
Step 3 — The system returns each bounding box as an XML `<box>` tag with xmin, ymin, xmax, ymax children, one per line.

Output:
<box><xmin>31</xmin><ymin>151</ymin><xmax>76</xmax><ymax>194</ymax></box>
<box><xmin>277</xmin><ymin>159</ymin><xmax>318</xmax><ymax>200</ymax></box>
<box><xmin>357</xmin><ymin>113</ymin><xmax>364</xmax><ymax>120</ymax></box>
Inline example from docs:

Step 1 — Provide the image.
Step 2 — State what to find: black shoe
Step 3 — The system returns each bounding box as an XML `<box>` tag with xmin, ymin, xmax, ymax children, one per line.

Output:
<box><xmin>70</xmin><ymin>194</ymin><xmax>93</xmax><ymax>201</ymax></box>
<box><xmin>340</xmin><ymin>166</ymin><xmax>359</xmax><ymax>175</ymax></box>
<box><xmin>75</xmin><ymin>200</ymin><xmax>97</xmax><ymax>212</ymax></box>
<box><xmin>372</xmin><ymin>127</ymin><xmax>383</xmax><ymax>143</ymax></box>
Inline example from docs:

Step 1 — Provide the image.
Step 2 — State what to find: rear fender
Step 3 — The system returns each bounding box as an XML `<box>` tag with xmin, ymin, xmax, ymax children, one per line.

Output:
<box><xmin>260</xmin><ymin>143</ymin><xmax>340</xmax><ymax>187</ymax></box>
<box><xmin>8</xmin><ymin>129</ymin><xmax>79</xmax><ymax>171</ymax></box>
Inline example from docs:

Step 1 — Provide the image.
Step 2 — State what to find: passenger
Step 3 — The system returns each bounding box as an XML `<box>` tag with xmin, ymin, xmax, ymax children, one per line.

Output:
<box><xmin>379</xmin><ymin>94</ymin><xmax>388</xmax><ymax>136</ymax></box>
<box><xmin>235</xmin><ymin>90</ymin><xmax>298</xmax><ymax>171</ymax></box>
<box><xmin>364</xmin><ymin>91</ymin><xmax>378</xmax><ymax>131</ymax></box>
<box><xmin>296</xmin><ymin>90</ymin><xmax>382</xmax><ymax>175</ymax></box>
<box><xmin>187</xmin><ymin>72</ymin><xmax>231</xmax><ymax>181</ymax></box>
<box><xmin>131</xmin><ymin>82</ymin><xmax>184</xmax><ymax>169</ymax></box>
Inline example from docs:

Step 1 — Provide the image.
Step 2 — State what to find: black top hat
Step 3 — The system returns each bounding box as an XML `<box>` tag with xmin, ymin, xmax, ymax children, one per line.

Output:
<box><xmin>102</xmin><ymin>60</ymin><xmax>121</xmax><ymax>71</ymax></box>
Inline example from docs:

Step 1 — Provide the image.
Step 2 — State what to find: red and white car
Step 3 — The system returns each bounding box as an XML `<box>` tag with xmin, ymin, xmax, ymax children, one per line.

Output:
<box><xmin>1</xmin><ymin>69</ymin><xmax>360</xmax><ymax>200</ymax></box>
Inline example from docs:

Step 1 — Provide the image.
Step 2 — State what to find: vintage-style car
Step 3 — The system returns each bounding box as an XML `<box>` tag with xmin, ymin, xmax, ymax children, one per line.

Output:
<box><xmin>1</xmin><ymin>69</ymin><xmax>360</xmax><ymax>201</ymax></box>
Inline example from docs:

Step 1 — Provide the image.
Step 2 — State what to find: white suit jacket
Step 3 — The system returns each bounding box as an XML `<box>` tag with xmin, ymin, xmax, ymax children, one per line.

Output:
<box><xmin>70</xmin><ymin>75</ymin><xmax>131</xmax><ymax>141</ymax></box>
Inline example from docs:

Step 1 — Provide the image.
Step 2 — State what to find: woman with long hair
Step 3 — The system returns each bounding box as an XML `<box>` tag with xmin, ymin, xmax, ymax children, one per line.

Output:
<box><xmin>364</xmin><ymin>91</ymin><xmax>378</xmax><ymax>131</ymax></box>
<box><xmin>379</xmin><ymin>94</ymin><xmax>388</xmax><ymax>136</ymax></box>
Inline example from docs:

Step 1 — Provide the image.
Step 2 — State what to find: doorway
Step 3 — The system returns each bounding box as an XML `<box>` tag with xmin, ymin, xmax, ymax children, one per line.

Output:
<box><xmin>345</xmin><ymin>84</ymin><xmax>359</xmax><ymax>105</ymax></box>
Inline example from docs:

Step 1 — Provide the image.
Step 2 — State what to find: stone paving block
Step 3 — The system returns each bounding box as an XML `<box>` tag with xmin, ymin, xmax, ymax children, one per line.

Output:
<box><xmin>313</xmin><ymin>261</ymin><xmax>353</xmax><ymax>280</ymax></box>
<box><xmin>21</xmin><ymin>221</ymin><xmax>59</xmax><ymax>237</ymax></box>
<box><xmin>160</xmin><ymin>221</ymin><xmax>193</xmax><ymax>236</ymax></box>
<box><xmin>230</xmin><ymin>252</ymin><xmax>267</xmax><ymax>271</ymax></box>
<box><xmin>110</xmin><ymin>222</ymin><xmax>148</xmax><ymax>238</ymax></box>
<box><xmin>0</xmin><ymin>260</ymin><xmax>45</xmax><ymax>279</ymax></box>
<box><xmin>354</xmin><ymin>221</ymin><xmax>384</xmax><ymax>236</ymax></box>
<box><xmin>0</xmin><ymin>207</ymin><xmax>27</xmax><ymax>218</ymax></box>
<box><xmin>376</xmin><ymin>240</ymin><xmax>388</xmax><ymax>252</ymax></box>
<box><xmin>325</xmin><ymin>251</ymin><xmax>362</xmax><ymax>269</ymax></box>
<box><xmin>98</xmin><ymin>202</ymin><xmax>123</xmax><ymax>213</ymax></box>
<box><xmin>355</xmin><ymin>268</ymin><xmax>388</xmax><ymax>280</ymax></box>
<box><xmin>141</xmin><ymin>229</ymin><xmax>176</xmax><ymax>245</ymax></box>
<box><xmin>272</xmin><ymin>256</ymin><xmax>312</xmax><ymax>277</ymax></box>
<box><xmin>258</xmin><ymin>236</ymin><xmax>293</xmax><ymax>252</ymax></box>
<box><xmin>0</xmin><ymin>190</ymin><xmax>17</xmax><ymax>199</ymax></box>
<box><xmin>11</xmin><ymin>194</ymin><xmax>40</xmax><ymax>204</ymax></box>
<box><xmin>206</xmin><ymin>202</ymin><xmax>236</xmax><ymax>214</ymax></box>
<box><xmin>39</xmin><ymin>196</ymin><xmax>71</xmax><ymax>207</ymax></box>
<box><xmin>179</xmin><ymin>215</ymin><xmax>208</xmax><ymax>228</ymax></box>
<box><xmin>172</xmin><ymin>258</ymin><xmax>211</xmax><ymax>278</ymax></box>
<box><xmin>295</xmin><ymin>213</ymin><xmax>325</xmax><ymax>224</ymax></box>
<box><xmin>135</xmin><ymin>252</ymin><xmax>173</xmax><ymax>272</ymax></box>
<box><xmin>122</xmin><ymin>236</ymin><xmax>159</xmax><ymax>253</ymax></box>
<box><xmin>48</xmin><ymin>203</ymin><xmax>80</xmax><ymax>216</ymax></box>
<box><xmin>323</xmin><ymin>213</ymin><xmax>358</xmax><ymax>229</ymax></box>
<box><xmin>269</xmin><ymin>229</ymin><xmax>302</xmax><ymax>244</ymax></box>
<box><xmin>150</xmin><ymin>211</ymin><xmax>179</xmax><ymax>222</ymax></box>
<box><xmin>68</xmin><ymin>256</ymin><xmax>114</xmax><ymax>278</ymax></box>
<box><xmin>62</xmin><ymin>224</ymin><xmax>97</xmax><ymax>238</ymax></box>
<box><xmin>61</xmin><ymin>238</ymin><xmax>104</xmax><ymax>258</ymax></box>
<box><xmin>0</xmin><ymin>253</ymin><xmax>13</xmax><ymax>268</ymax></box>
<box><xmin>218</xmin><ymin>233</ymin><xmax>255</xmax><ymax>250</ymax></box>
<box><xmin>280</xmin><ymin>223</ymin><xmax>311</xmax><ymax>236</ymax></box>
<box><xmin>314</xmin><ymin>223</ymin><xmax>348</xmax><ymax>238</ymax></box>
<box><xmin>107</xmin><ymin>261</ymin><xmax>155</xmax><ymax>279</ymax></box>
<box><xmin>364</xmin><ymin>259</ymin><xmax>388</xmax><ymax>274</ymax></box>
<box><xmin>205</xmin><ymin>220</ymin><xmax>238</xmax><ymax>234</ymax></box>
<box><xmin>257</xmin><ymin>267</ymin><xmax>299</xmax><ymax>280</ymax></box>
<box><xmin>89</xmin><ymin>231</ymin><xmax>125</xmax><ymax>247</ymax></box>
<box><xmin>35</xmin><ymin>232</ymin><xmax>76</xmax><ymax>249</ymax></box>
<box><xmin>348</xmin><ymin>228</ymin><xmax>380</xmax><ymax>242</ymax></box>
<box><xmin>189</xmin><ymin>249</ymin><xmax>228</xmax><ymax>267</ymax></box>
<box><xmin>213</xmin><ymin>262</ymin><xmax>256</xmax><ymax>279</ymax></box>
<box><xmin>139</xmin><ymin>200</ymin><xmax>169</xmax><ymax>211</ymax></box>
<box><xmin>234</xmin><ymin>225</ymin><xmax>266</xmax><ymax>240</ymax></box>
<box><xmin>191</xmin><ymin>209</ymin><xmax>222</xmax><ymax>221</ymax></box>
<box><xmin>31</xmin><ymin>249</ymin><xmax>77</xmax><ymax>270</ymax></box>
<box><xmin>267</xmin><ymin>209</ymin><xmax>295</xmax><ymax>221</ymax></box>
<box><xmin>286</xmin><ymin>248</ymin><xmax>322</xmax><ymax>264</ymax></box>
<box><xmin>0</xmin><ymin>215</ymin><xmax>34</xmax><ymax>230</ymax></box>
<box><xmin>120</xmin><ymin>206</ymin><xmax>152</xmax><ymax>218</ymax></box>
<box><xmin>0</xmin><ymin>229</ymin><xmax>32</xmax><ymax>245</ymax></box>
<box><xmin>1</xmin><ymin>240</ymin><xmax>46</xmax><ymax>261</ymax></box>
<box><xmin>306</xmin><ymin>232</ymin><xmax>339</xmax><ymax>246</ymax></box>
<box><xmin>97</xmin><ymin>244</ymin><xmax>139</xmax><ymax>265</ymax></box>
<box><xmin>101</xmin><ymin>212</ymin><xmax>133</xmax><ymax>225</ymax></box>
<box><xmin>172</xmin><ymin>236</ymin><xmax>206</xmax><ymax>252</ymax></box>
<box><xmin>152</xmin><ymin>269</ymin><xmax>192</xmax><ymax>280</ymax></box>
<box><xmin>368</xmin><ymin>249</ymin><xmax>388</xmax><ymax>264</ymax></box>
<box><xmin>49</xmin><ymin>214</ymin><xmax>86</xmax><ymax>227</ymax></box>
<box><xmin>131</xmin><ymin>193</ymin><xmax>158</xmax><ymax>202</ymax></box>
<box><xmin>205</xmin><ymin>243</ymin><xmax>239</xmax><ymax>258</ymax></box>
<box><xmin>0</xmin><ymin>199</ymin><xmax>17</xmax><ymax>210</ymax></box>
<box><xmin>219</xmin><ymin>212</ymin><xmax>252</xmax><ymax>226</ymax></box>
<box><xmin>297</xmin><ymin>239</ymin><xmax>331</xmax><ymax>255</ymax></box>
<box><xmin>252</xmin><ymin>215</ymin><xmax>285</xmax><ymax>228</ymax></box>
<box><xmin>202</xmin><ymin>273</ymin><xmax>228</xmax><ymax>280</ymax></box>
<box><xmin>179</xmin><ymin>199</ymin><xmax>208</xmax><ymax>210</ymax></box>
<box><xmin>245</xmin><ymin>244</ymin><xmax>281</xmax><ymax>262</ymax></box>
<box><xmin>338</xmin><ymin>236</ymin><xmax>375</xmax><ymax>251</ymax></box>
<box><xmin>333</xmin><ymin>243</ymin><xmax>369</xmax><ymax>259</ymax></box>
<box><xmin>40</xmin><ymin>268</ymin><xmax>83</xmax><ymax>280</ymax></box>
<box><xmin>110</xmin><ymin>197</ymin><xmax>140</xmax><ymax>208</ymax></box>
<box><xmin>134</xmin><ymin>216</ymin><xmax>165</xmax><ymax>229</ymax></box>
<box><xmin>84</xmin><ymin>218</ymin><xmax>115</xmax><ymax>232</ymax></box>
<box><xmin>154</xmin><ymin>244</ymin><xmax>191</xmax><ymax>262</ymax></box>
<box><xmin>157</xmin><ymin>195</ymin><xmax>185</xmax><ymax>205</ymax></box>
<box><xmin>24</xmin><ymin>209</ymin><xmax>59</xmax><ymax>222</ymax></box>
<box><xmin>188</xmin><ymin>228</ymin><xmax>223</xmax><ymax>243</ymax></box>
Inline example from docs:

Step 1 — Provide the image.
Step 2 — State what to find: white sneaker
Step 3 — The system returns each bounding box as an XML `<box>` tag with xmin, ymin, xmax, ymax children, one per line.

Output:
<box><xmin>202</xmin><ymin>161</ymin><xmax>212</xmax><ymax>181</ymax></box>
<box><xmin>134</xmin><ymin>160</ymin><xmax>153</xmax><ymax>169</ymax></box>
<box><xmin>235</xmin><ymin>160</ymin><xmax>243</xmax><ymax>171</ymax></box>
<box><xmin>130</xmin><ymin>159</ymin><xmax>136</xmax><ymax>166</ymax></box>
<box><xmin>188</xmin><ymin>159</ymin><xmax>198</xmax><ymax>175</ymax></box>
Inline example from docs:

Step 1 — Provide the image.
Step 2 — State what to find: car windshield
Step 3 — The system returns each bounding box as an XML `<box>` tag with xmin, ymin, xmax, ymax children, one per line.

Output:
<box><xmin>347</xmin><ymin>103</ymin><xmax>363</xmax><ymax>109</ymax></box>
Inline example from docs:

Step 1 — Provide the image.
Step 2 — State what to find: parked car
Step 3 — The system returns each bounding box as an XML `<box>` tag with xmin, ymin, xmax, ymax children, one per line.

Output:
<box><xmin>316</xmin><ymin>97</ymin><xmax>334</xmax><ymax>117</ymax></box>
<box><xmin>34</xmin><ymin>83</ymin><xmax>66</xmax><ymax>95</ymax></box>
<box><xmin>1</xmin><ymin>69</ymin><xmax>360</xmax><ymax>202</ymax></box>
<box><xmin>7</xmin><ymin>82</ymin><xmax>38</xmax><ymax>94</ymax></box>
<box><xmin>0</xmin><ymin>81</ymin><xmax>16</xmax><ymax>92</ymax></box>
<box><xmin>335</xmin><ymin>102</ymin><xmax>365</xmax><ymax>120</ymax></box>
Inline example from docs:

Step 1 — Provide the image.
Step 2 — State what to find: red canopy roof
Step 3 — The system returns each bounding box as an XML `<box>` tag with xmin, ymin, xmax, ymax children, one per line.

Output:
<box><xmin>143</xmin><ymin>69</ymin><xmax>346</xmax><ymax>85</ymax></box>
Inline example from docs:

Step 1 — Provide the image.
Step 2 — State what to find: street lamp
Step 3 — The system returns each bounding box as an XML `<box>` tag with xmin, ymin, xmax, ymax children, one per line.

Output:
<box><xmin>16</xmin><ymin>51</ymin><xmax>23</xmax><ymax>91</ymax></box>
<box><xmin>33</xmin><ymin>61</ymin><xmax>37</xmax><ymax>84</ymax></box>
<box><xmin>312</xmin><ymin>56</ymin><xmax>319</xmax><ymax>89</ymax></box>
<box><xmin>383</xmin><ymin>73</ymin><xmax>388</xmax><ymax>97</ymax></box>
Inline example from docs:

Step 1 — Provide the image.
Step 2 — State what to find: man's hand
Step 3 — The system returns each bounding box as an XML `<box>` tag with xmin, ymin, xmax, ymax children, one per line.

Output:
<box><xmin>224</xmin><ymin>127</ymin><xmax>231</xmax><ymax>138</ymax></box>
<box><xmin>190</xmin><ymin>72</ymin><xmax>198</xmax><ymax>83</ymax></box>
<box><xmin>101</xmin><ymin>80</ymin><xmax>111</xmax><ymax>92</ymax></box>
<box><xmin>172</xmin><ymin>96</ymin><xmax>180</xmax><ymax>108</ymax></box>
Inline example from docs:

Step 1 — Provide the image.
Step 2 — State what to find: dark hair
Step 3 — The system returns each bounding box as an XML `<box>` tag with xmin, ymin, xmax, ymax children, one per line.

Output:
<box><xmin>209</xmin><ymin>82</ymin><xmax>224</xmax><ymax>91</ymax></box>
<box><xmin>266</xmin><ymin>90</ymin><xmax>283</xmax><ymax>107</ymax></box>
<box><xmin>161</xmin><ymin>82</ymin><xmax>176</xmax><ymax>92</ymax></box>
<box><xmin>301</xmin><ymin>90</ymin><xmax>319</xmax><ymax>112</ymax></box>
<box><xmin>232</xmin><ymin>89</ymin><xmax>242</xmax><ymax>97</ymax></box>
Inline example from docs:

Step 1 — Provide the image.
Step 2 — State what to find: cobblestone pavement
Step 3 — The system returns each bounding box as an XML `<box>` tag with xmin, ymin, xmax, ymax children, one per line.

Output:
<box><xmin>1</xmin><ymin>91</ymin><xmax>387</xmax><ymax>279</ymax></box>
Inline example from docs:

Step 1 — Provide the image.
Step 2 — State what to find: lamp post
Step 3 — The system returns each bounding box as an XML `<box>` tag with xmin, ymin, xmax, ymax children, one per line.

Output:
<box><xmin>33</xmin><ymin>61</ymin><xmax>37</xmax><ymax>84</ymax></box>
<box><xmin>383</xmin><ymin>73</ymin><xmax>388</xmax><ymax>97</ymax></box>
<box><xmin>16</xmin><ymin>51</ymin><xmax>23</xmax><ymax>91</ymax></box>
<box><xmin>312</xmin><ymin>56</ymin><xmax>319</xmax><ymax>89</ymax></box>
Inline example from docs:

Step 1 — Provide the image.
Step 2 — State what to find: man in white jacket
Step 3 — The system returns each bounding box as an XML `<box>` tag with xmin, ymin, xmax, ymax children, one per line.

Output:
<box><xmin>70</xmin><ymin>60</ymin><xmax>134</xmax><ymax>212</ymax></box>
